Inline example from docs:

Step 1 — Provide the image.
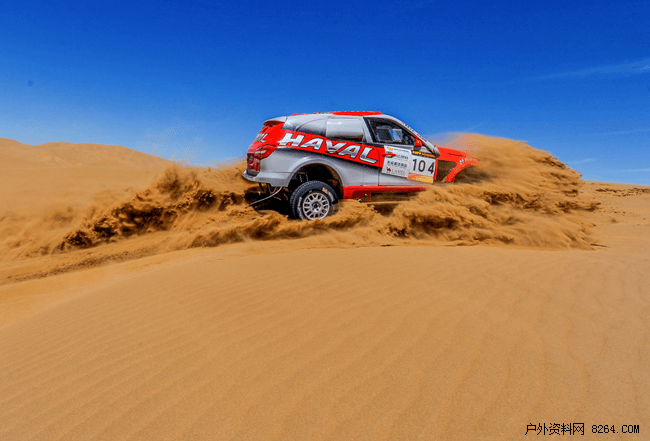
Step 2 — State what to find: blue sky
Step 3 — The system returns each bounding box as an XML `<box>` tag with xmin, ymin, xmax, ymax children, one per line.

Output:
<box><xmin>1</xmin><ymin>0</ymin><xmax>649</xmax><ymax>184</ymax></box>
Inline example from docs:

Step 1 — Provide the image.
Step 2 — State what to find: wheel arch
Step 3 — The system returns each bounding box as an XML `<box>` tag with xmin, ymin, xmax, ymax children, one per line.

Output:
<box><xmin>446</xmin><ymin>164</ymin><xmax>486</xmax><ymax>183</ymax></box>
<box><xmin>444</xmin><ymin>164</ymin><xmax>467</xmax><ymax>182</ymax></box>
<box><xmin>289</xmin><ymin>160</ymin><xmax>345</xmax><ymax>199</ymax></box>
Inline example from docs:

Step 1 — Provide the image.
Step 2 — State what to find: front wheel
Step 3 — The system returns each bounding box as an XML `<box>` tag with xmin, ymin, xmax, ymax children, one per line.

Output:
<box><xmin>289</xmin><ymin>181</ymin><xmax>338</xmax><ymax>220</ymax></box>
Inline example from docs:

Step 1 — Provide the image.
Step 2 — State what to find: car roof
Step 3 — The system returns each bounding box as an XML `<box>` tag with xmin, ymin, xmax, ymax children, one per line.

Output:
<box><xmin>325</xmin><ymin>111</ymin><xmax>383</xmax><ymax>116</ymax></box>
<box><xmin>265</xmin><ymin>111</ymin><xmax>397</xmax><ymax>125</ymax></box>
<box><xmin>288</xmin><ymin>111</ymin><xmax>384</xmax><ymax>117</ymax></box>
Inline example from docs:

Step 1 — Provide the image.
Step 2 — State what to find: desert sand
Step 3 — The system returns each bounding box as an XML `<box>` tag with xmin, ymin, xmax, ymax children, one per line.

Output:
<box><xmin>0</xmin><ymin>136</ymin><xmax>648</xmax><ymax>440</ymax></box>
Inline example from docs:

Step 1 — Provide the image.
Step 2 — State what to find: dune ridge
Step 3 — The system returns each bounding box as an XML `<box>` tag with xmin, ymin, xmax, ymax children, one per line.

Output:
<box><xmin>0</xmin><ymin>138</ymin><xmax>172</xmax><ymax>168</ymax></box>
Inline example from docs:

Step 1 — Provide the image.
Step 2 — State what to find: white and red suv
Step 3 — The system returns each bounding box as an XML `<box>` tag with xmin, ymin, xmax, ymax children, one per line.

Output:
<box><xmin>243</xmin><ymin>111</ymin><xmax>480</xmax><ymax>219</ymax></box>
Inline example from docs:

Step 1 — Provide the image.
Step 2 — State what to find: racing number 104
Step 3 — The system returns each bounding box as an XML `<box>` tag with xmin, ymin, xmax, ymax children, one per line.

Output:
<box><xmin>412</xmin><ymin>158</ymin><xmax>435</xmax><ymax>174</ymax></box>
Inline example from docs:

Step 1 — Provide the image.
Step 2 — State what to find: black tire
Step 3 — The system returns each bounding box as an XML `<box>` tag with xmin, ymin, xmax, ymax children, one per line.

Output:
<box><xmin>289</xmin><ymin>181</ymin><xmax>338</xmax><ymax>220</ymax></box>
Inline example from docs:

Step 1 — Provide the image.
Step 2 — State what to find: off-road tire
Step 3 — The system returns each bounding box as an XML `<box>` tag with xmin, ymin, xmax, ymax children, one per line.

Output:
<box><xmin>289</xmin><ymin>181</ymin><xmax>338</xmax><ymax>220</ymax></box>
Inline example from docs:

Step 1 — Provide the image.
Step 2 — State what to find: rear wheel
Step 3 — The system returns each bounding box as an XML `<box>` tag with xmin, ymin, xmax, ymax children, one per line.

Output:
<box><xmin>289</xmin><ymin>181</ymin><xmax>338</xmax><ymax>220</ymax></box>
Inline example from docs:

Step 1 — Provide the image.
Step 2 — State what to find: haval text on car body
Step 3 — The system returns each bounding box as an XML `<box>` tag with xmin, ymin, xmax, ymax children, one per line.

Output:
<box><xmin>243</xmin><ymin>111</ymin><xmax>480</xmax><ymax>220</ymax></box>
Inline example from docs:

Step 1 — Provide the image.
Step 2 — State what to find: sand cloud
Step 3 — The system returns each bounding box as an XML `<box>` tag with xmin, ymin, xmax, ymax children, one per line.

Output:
<box><xmin>6</xmin><ymin>134</ymin><xmax>598</xmax><ymax>260</ymax></box>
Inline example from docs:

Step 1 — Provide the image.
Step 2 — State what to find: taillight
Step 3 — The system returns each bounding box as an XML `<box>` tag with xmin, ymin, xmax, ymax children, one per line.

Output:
<box><xmin>253</xmin><ymin>144</ymin><xmax>277</xmax><ymax>159</ymax></box>
<box><xmin>253</xmin><ymin>147</ymin><xmax>270</xmax><ymax>159</ymax></box>
<box><xmin>247</xmin><ymin>154</ymin><xmax>260</xmax><ymax>172</ymax></box>
<box><xmin>247</xmin><ymin>144</ymin><xmax>275</xmax><ymax>173</ymax></box>
<box><xmin>247</xmin><ymin>121</ymin><xmax>282</xmax><ymax>169</ymax></box>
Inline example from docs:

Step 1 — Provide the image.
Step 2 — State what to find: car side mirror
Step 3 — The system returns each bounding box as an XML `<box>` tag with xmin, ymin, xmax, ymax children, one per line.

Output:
<box><xmin>415</xmin><ymin>138</ymin><xmax>423</xmax><ymax>148</ymax></box>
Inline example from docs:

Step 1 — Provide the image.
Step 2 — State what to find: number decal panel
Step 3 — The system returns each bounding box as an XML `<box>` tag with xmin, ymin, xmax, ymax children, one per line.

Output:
<box><xmin>381</xmin><ymin>147</ymin><xmax>436</xmax><ymax>183</ymax></box>
<box><xmin>409</xmin><ymin>152</ymin><xmax>436</xmax><ymax>183</ymax></box>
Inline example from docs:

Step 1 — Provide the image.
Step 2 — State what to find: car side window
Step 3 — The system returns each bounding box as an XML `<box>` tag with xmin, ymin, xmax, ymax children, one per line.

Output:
<box><xmin>366</xmin><ymin>119</ymin><xmax>415</xmax><ymax>147</ymax></box>
<box><xmin>296</xmin><ymin>118</ymin><xmax>327</xmax><ymax>137</ymax></box>
<box><xmin>283</xmin><ymin>117</ymin><xmax>327</xmax><ymax>137</ymax></box>
<box><xmin>325</xmin><ymin>117</ymin><xmax>365</xmax><ymax>142</ymax></box>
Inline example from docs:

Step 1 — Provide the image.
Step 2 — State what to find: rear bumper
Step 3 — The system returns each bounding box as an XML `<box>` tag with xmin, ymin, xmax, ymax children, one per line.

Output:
<box><xmin>242</xmin><ymin>170</ymin><xmax>292</xmax><ymax>188</ymax></box>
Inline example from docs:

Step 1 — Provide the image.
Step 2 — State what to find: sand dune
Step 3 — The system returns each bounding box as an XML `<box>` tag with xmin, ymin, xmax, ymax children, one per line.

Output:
<box><xmin>0</xmin><ymin>138</ymin><xmax>172</xmax><ymax>213</ymax></box>
<box><xmin>0</xmin><ymin>138</ymin><xmax>172</xmax><ymax>168</ymax></box>
<box><xmin>0</xmin><ymin>136</ymin><xmax>648</xmax><ymax>440</ymax></box>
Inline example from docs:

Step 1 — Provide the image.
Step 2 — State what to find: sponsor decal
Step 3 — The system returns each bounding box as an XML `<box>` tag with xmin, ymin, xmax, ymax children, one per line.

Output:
<box><xmin>381</xmin><ymin>146</ymin><xmax>436</xmax><ymax>183</ymax></box>
<box><xmin>279</xmin><ymin>132</ymin><xmax>379</xmax><ymax>165</ymax></box>
<box><xmin>325</xmin><ymin>140</ymin><xmax>346</xmax><ymax>153</ymax></box>
<box><xmin>301</xmin><ymin>138</ymin><xmax>323</xmax><ymax>149</ymax></box>
<box><xmin>254</xmin><ymin>133</ymin><xmax>268</xmax><ymax>143</ymax></box>
<box><xmin>278</xmin><ymin>132</ymin><xmax>305</xmax><ymax>146</ymax></box>
<box><xmin>359</xmin><ymin>147</ymin><xmax>376</xmax><ymax>164</ymax></box>
<box><xmin>412</xmin><ymin>149</ymin><xmax>436</xmax><ymax>159</ymax></box>
<box><xmin>381</xmin><ymin>147</ymin><xmax>410</xmax><ymax>178</ymax></box>
<box><xmin>409</xmin><ymin>155</ymin><xmax>435</xmax><ymax>183</ymax></box>
<box><xmin>337</xmin><ymin>145</ymin><xmax>361</xmax><ymax>159</ymax></box>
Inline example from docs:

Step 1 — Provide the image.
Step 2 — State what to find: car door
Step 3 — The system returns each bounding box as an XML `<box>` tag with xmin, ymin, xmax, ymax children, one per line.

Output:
<box><xmin>324</xmin><ymin>116</ymin><xmax>380</xmax><ymax>186</ymax></box>
<box><xmin>366</xmin><ymin>118</ymin><xmax>436</xmax><ymax>186</ymax></box>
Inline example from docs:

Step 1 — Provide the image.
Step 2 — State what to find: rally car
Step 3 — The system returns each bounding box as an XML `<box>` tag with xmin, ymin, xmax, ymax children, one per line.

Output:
<box><xmin>243</xmin><ymin>111</ymin><xmax>480</xmax><ymax>220</ymax></box>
